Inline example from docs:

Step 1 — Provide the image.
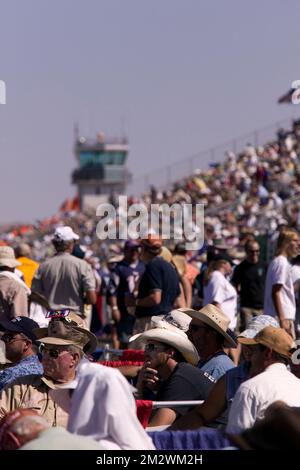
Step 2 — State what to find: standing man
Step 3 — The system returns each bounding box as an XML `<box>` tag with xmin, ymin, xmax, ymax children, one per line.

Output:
<box><xmin>32</xmin><ymin>226</ymin><xmax>97</xmax><ymax>317</ymax></box>
<box><xmin>232</xmin><ymin>240</ymin><xmax>266</xmax><ymax>331</ymax></box>
<box><xmin>15</xmin><ymin>243</ymin><xmax>39</xmax><ymax>288</ymax></box>
<box><xmin>0</xmin><ymin>247</ymin><xmax>29</xmax><ymax>322</ymax></box>
<box><xmin>264</xmin><ymin>228</ymin><xmax>300</xmax><ymax>337</ymax></box>
<box><xmin>107</xmin><ymin>240</ymin><xmax>145</xmax><ymax>348</ymax></box>
<box><xmin>132</xmin><ymin>236</ymin><xmax>182</xmax><ymax>334</ymax></box>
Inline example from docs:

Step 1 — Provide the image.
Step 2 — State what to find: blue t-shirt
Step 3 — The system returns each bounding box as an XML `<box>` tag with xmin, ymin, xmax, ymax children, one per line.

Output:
<box><xmin>0</xmin><ymin>355</ymin><xmax>43</xmax><ymax>391</ymax></box>
<box><xmin>198</xmin><ymin>351</ymin><xmax>235</xmax><ymax>381</ymax></box>
<box><xmin>225</xmin><ymin>361</ymin><xmax>250</xmax><ymax>402</ymax></box>
<box><xmin>136</xmin><ymin>257</ymin><xmax>181</xmax><ymax>318</ymax></box>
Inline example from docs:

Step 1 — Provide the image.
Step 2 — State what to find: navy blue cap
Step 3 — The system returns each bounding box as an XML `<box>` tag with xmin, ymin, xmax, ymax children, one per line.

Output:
<box><xmin>0</xmin><ymin>317</ymin><xmax>39</xmax><ymax>342</ymax></box>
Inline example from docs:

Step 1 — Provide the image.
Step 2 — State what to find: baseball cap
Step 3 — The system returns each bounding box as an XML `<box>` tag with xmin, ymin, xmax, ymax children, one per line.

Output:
<box><xmin>239</xmin><ymin>326</ymin><xmax>296</xmax><ymax>358</ymax></box>
<box><xmin>238</xmin><ymin>315</ymin><xmax>279</xmax><ymax>340</ymax></box>
<box><xmin>53</xmin><ymin>226</ymin><xmax>79</xmax><ymax>242</ymax></box>
<box><xmin>0</xmin><ymin>317</ymin><xmax>40</xmax><ymax>343</ymax></box>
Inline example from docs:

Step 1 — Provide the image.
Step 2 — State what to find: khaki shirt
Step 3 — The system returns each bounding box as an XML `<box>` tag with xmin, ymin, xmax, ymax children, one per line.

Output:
<box><xmin>0</xmin><ymin>277</ymin><xmax>28</xmax><ymax>321</ymax></box>
<box><xmin>0</xmin><ymin>375</ymin><xmax>68</xmax><ymax>427</ymax></box>
<box><xmin>32</xmin><ymin>252</ymin><xmax>96</xmax><ymax>314</ymax></box>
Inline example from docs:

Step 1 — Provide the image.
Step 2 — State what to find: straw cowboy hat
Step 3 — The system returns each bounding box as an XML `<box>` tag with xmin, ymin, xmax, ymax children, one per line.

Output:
<box><xmin>0</xmin><ymin>247</ymin><xmax>21</xmax><ymax>269</ymax></box>
<box><xmin>180</xmin><ymin>304</ymin><xmax>237</xmax><ymax>348</ymax></box>
<box><xmin>129</xmin><ymin>323</ymin><xmax>199</xmax><ymax>365</ymax></box>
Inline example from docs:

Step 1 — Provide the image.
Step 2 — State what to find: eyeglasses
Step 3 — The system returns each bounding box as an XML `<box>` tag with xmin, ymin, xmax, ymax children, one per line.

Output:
<box><xmin>248</xmin><ymin>250</ymin><xmax>260</xmax><ymax>254</ymax></box>
<box><xmin>40</xmin><ymin>345</ymin><xmax>69</xmax><ymax>358</ymax></box>
<box><xmin>145</xmin><ymin>343</ymin><xmax>165</xmax><ymax>353</ymax></box>
<box><xmin>1</xmin><ymin>333</ymin><xmax>27</xmax><ymax>344</ymax></box>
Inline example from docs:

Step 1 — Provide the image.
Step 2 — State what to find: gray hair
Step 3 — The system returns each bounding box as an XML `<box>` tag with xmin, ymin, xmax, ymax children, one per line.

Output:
<box><xmin>65</xmin><ymin>344</ymin><xmax>84</xmax><ymax>360</ymax></box>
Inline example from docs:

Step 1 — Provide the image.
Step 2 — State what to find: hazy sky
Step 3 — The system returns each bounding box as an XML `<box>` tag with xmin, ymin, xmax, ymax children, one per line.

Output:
<box><xmin>1</xmin><ymin>0</ymin><xmax>300</xmax><ymax>223</ymax></box>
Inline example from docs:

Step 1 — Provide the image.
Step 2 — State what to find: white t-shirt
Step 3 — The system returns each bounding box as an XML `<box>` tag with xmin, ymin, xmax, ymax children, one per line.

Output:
<box><xmin>204</xmin><ymin>270</ymin><xmax>237</xmax><ymax>329</ymax></box>
<box><xmin>264</xmin><ymin>255</ymin><xmax>295</xmax><ymax>320</ymax></box>
<box><xmin>226</xmin><ymin>363</ymin><xmax>300</xmax><ymax>434</ymax></box>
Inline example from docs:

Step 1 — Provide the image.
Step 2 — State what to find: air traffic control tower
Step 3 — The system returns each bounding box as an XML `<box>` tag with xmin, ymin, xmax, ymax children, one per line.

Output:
<box><xmin>72</xmin><ymin>129</ymin><xmax>130</xmax><ymax>210</ymax></box>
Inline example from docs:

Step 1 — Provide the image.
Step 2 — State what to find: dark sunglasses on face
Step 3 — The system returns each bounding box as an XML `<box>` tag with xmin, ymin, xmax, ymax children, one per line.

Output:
<box><xmin>2</xmin><ymin>333</ymin><xmax>26</xmax><ymax>344</ymax></box>
<box><xmin>145</xmin><ymin>343</ymin><xmax>165</xmax><ymax>353</ymax></box>
<box><xmin>40</xmin><ymin>345</ymin><xmax>68</xmax><ymax>358</ymax></box>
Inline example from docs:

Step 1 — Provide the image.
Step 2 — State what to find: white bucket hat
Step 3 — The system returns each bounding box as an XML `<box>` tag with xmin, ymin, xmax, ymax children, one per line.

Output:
<box><xmin>129</xmin><ymin>324</ymin><xmax>199</xmax><ymax>365</ymax></box>
<box><xmin>0</xmin><ymin>247</ymin><xmax>21</xmax><ymax>268</ymax></box>
<box><xmin>180</xmin><ymin>304</ymin><xmax>237</xmax><ymax>348</ymax></box>
<box><xmin>238</xmin><ymin>315</ymin><xmax>279</xmax><ymax>340</ymax></box>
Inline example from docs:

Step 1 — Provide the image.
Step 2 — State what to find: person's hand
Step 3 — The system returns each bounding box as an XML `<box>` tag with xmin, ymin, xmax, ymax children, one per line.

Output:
<box><xmin>136</xmin><ymin>361</ymin><xmax>160</xmax><ymax>394</ymax></box>
<box><xmin>280</xmin><ymin>319</ymin><xmax>292</xmax><ymax>335</ymax></box>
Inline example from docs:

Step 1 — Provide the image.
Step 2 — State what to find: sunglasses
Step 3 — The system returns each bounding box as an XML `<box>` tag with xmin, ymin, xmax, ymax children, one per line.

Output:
<box><xmin>40</xmin><ymin>345</ymin><xmax>69</xmax><ymax>359</ymax></box>
<box><xmin>2</xmin><ymin>333</ymin><xmax>27</xmax><ymax>344</ymax></box>
<box><xmin>145</xmin><ymin>343</ymin><xmax>166</xmax><ymax>353</ymax></box>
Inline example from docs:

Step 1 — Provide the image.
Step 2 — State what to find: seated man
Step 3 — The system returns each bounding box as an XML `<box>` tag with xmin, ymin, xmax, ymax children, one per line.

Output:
<box><xmin>170</xmin><ymin>315</ymin><xmax>279</xmax><ymax>430</ymax></box>
<box><xmin>0</xmin><ymin>317</ymin><xmax>43</xmax><ymax>391</ymax></box>
<box><xmin>131</xmin><ymin>323</ymin><xmax>215</xmax><ymax>427</ymax></box>
<box><xmin>0</xmin><ymin>311</ymin><xmax>97</xmax><ymax>426</ymax></box>
<box><xmin>182</xmin><ymin>304</ymin><xmax>236</xmax><ymax>380</ymax></box>
<box><xmin>227</xmin><ymin>326</ymin><xmax>300</xmax><ymax>434</ymax></box>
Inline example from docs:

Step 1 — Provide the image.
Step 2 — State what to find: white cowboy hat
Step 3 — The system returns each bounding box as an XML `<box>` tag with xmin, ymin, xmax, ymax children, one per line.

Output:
<box><xmin>180</xmin><ymin>304</ymin><xmax>237</xmax><ymax>348</ymax></box>
<box><xmin>151</xmin><ymin>310</ymin><xmax>192</xmax><ymax>333</ymax></box>
<box><xmin>129</xmin><ymin>324</ymin><xmax>199</xmax><ymax>365</ymax></box>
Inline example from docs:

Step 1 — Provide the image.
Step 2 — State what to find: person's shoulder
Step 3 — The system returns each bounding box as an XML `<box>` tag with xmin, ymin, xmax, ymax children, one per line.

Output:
<box><xmin>2</xmin><ymin>373</ymin><xmax>43</xmax><ymax>391</ymax></box>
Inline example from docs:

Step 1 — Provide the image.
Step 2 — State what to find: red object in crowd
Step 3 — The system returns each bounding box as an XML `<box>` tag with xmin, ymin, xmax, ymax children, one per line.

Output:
<box><xmin>121</xmin><ymin>349</ymin><xmax>145</xmax><ymax>362</ymax></box>
<box><xmin>99</xmin><ymin>360</ymin><xmax>144</xmax><ymax>367</ymax></box>
<box><xmin>135</xmin><ymin>400</ymin><xmax>153</xmax><ymax>428</ymax></box>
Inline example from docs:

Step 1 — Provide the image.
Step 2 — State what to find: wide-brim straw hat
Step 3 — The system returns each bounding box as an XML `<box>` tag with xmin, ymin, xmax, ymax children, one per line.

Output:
<box><xmin>180</xmin><ymin>304</ymin><xmax>237</xmax><ymax>348</ymax></box>
<box><xmin>34</xmin><ymin>311</ymin><xmax>97</xmax><ymax>354</ymax></box>
<box><xmin>0</xmin><ymin>247</ymin><xmax>21</xmax><ymax>268</ymax></box>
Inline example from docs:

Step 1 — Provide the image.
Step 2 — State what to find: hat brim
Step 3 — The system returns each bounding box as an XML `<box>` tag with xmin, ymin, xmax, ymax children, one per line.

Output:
<box><xmin>182</xmin><ymin>308</ymin><xmax>237</xmax><ymax>348</ymax></box>
<box><xmin>238</xmin><ymin>337</ymin><xmax>257</xmax><ymax>345</ymax></box>
<box><xmin>37</xmin><ymin>336</ymin><xmax>80</xmax><ymax>347</ymax></box>
<box><xmin>129</xmin><ymin>328</ymin><xmax>199</xmax><ymax>365</ymax></box>
<box><xmin>34</xmin><ymin>326</ymin><xmax>97</xmax><ymax>354</ymax></box>
<box><xmin>0</xmin><ymin>259</ymin><xmax>21</xmax><ymax>268</ymax></box>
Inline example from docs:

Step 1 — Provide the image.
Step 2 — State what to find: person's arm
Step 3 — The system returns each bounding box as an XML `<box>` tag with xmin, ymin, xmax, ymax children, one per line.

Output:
<box><xmin>136</xmin><ymin>290</ymin><xmax>161</xmax><ymax>307</ymax></box>
<box><xmin>169</xmin><ymin>375</ymin><xmax>227</xmax><ymax>430</ymax></box>
<box><xmin>107</xmin><ymin>295</ymin><xmax>121</xmax><ymax>322</ymax></box>
<box><xmin>272</xmin><ymin>284</ymin><xmax>290</xmax><ymax>331</ymax></box>
<box><xmin>82</xmin><ymin>263</ymin><xmax>97</xmax><ymax>304</ymax></box>
<box><xmin>12</xmin><ymin>286</ymin><xmax>29</xmax><ymax>317</ymax></box>
<box><xmin>180</xmin><ymin>276</ymin><xmax>192</xmax><ymax>307</ymax></box>
<box><xmin>173</xmin><ymin>284</ymin><xmax>186</xmax><ymax>308</ymax></box>
<box><xmin>85</xmin><ymin>290</ymin><xmax>97</xmax><ymax>305</ymax></box>
<box><xmin>148</xmin><ymin>407</ymin><xmax>177</xmax><ymax>427</ymax></box>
